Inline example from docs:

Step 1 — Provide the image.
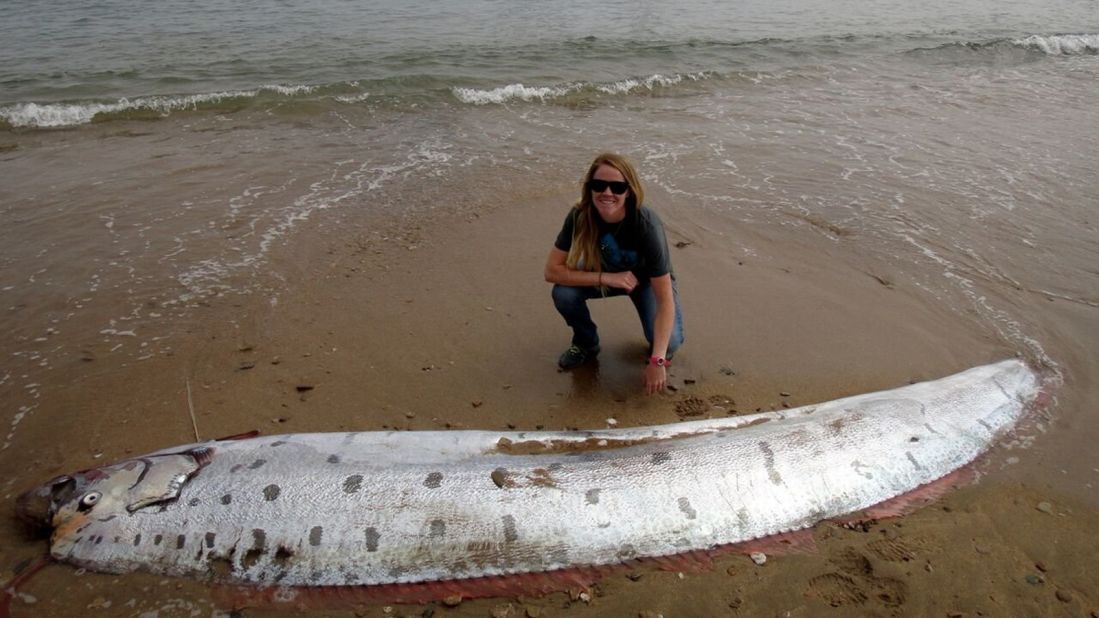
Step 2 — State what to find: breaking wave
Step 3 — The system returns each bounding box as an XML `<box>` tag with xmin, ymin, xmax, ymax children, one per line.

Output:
<box><xmin>1012</xmin><ymin>33</ymin><xmax>1099</xmax><ymax>55</ymax></box>
<box><xmin>452</xmin><ymin>72</ymin><xmax>713</xmax><ymax>105</ymax></box>
<box><xmin>0</xmin><ymin>84</ymin><xmax>319</xmax><ymax>129</ymax></box>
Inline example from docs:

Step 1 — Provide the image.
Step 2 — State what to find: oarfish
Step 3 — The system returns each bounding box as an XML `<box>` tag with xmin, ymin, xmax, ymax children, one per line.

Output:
<box><xmin>16</xmin><ymin>359</ymin><xmax>1039</xmax><ymax>590</ymax></box>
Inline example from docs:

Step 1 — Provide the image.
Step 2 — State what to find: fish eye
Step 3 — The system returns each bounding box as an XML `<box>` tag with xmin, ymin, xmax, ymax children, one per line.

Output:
<box><xmin>78</xmin><ymin>491</ymin><xmax>102</xmax><ymax>511</ymax></box>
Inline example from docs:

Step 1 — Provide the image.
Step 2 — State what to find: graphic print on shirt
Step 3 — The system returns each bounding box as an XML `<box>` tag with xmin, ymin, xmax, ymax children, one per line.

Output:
<box><xmin>600</xmin><ymin>233</ymin><xmax>639</xmax><ymax>271</ymax></box>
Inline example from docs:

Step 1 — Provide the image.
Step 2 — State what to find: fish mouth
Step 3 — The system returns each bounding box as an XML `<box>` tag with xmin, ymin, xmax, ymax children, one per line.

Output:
<box><xmin>15</xmin><ymin>475</ymin><xmax>76</xmax><ymax>538</ymax></box>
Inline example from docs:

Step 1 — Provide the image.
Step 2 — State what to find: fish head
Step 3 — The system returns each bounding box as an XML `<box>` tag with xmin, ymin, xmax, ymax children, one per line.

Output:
<box><xmin>16</xmin><ymin>447</ymin><xmax>211</xmax><ymax>541</ymax></box>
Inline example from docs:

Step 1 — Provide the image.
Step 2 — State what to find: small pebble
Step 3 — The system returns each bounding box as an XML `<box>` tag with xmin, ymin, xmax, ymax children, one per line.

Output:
<box><xmin>606</xmin><ymin>417</ymin><xmax>618</xmax><ymax>426</ymax></box>
<box><xmin>17</xmin><ymin>593</ymin><xmax>36</xmax><ymax>604</ymax></box>
<box><xmin>442</xmin><ymin>594</ymin><xmax>462</xmax><ymax>607</ymax></box>
<box><xmin>1036</xmin><ymin>501</ymin><xmax>1054</xmax><ymax>514</ymax></box>
<box><xmin>1025</xmin><ymin>574</ymin><xmax>1044</xmax><ymax>585</ymax></box>
<box><xmin>626</xmin><ymin>572</ymin><xmax>643</xmax><ymax>581</ymax></box>
<box><xmin>1055</xmin><ymin>589</ymin><xmax>1072</xmax><ymax>603</ymax></box>
<box><xmin>491</xmin><ymin>603</ymin><xmax>514</xmax><ymax>618</ymax></box>
<box><xmin>579</xmin><ymin>591</ymin><xmax>591</xmax><ymax>603</ymax></box>
<box><xmin>750</xmin><ymin>552</ymin><xmax>767</xmax><ymax>566</ymax></box>
<box><xmin>974</xmin><ymin>543</ymin><xmax>991</xmax><ymax>555</ymax></box>
<box><xmin>1035</xmin><ymin>561</ymin><xmax>1048</xmax><ymax>572</ymax></box>
<box><xmin>525</xmin><ymin>606</ymin><xmax>542</xmax><ymax>618</ymax></box>
<box><xmin>639</xmin><ymin>612</ymin><xmax>664</xmax><ymax>618</ymax></box>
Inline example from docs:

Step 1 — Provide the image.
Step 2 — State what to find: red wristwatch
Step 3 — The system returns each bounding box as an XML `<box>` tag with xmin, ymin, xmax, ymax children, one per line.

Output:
<box><xmin>648</xmin><ymin>356</ymin><xmax>669</xmax><ymax>367</ymax></box>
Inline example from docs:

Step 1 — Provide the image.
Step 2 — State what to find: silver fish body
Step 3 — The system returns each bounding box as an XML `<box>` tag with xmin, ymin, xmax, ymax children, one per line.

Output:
<box><xmin>20</xmin><ymin>359</ymin><xmax>1038</xmax><ymax>587</ymax></box>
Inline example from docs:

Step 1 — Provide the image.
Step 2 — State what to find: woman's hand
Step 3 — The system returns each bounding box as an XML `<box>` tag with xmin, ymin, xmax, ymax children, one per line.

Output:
<box><xmin>602</xmin><ymin>270</ymin><xmax>638</xmax><ymax>293</ymax></box>
<box><xmin>643</xmin><ymin>363</ymin><xmax>666</xmax><ymax>395</ymax></box>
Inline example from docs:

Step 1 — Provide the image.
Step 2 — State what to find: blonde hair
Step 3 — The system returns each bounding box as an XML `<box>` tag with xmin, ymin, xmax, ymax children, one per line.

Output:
<box><xmin>566</xmin><ymin>153</ymin><xmax>645</xmax><ymax>273</ymax></box>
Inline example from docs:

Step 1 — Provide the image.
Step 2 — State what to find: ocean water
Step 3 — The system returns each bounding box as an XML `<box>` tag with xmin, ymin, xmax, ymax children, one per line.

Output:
<box><xmin>1</xmin><ymin>0</ymin><xmax>1097</xmax><ymax>492</ymax></box>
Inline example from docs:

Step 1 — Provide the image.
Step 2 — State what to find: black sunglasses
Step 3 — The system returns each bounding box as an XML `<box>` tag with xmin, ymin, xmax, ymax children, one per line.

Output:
<box><xmin>590</xmin><ymin>179</ymin><xmax>629</xmax><ymax>195</ymax></box>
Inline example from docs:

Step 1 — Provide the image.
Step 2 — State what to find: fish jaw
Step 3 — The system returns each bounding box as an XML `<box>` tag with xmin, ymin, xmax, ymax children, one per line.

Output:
<box><xmin>15</xmin><ymin>475</ymin><xmax>76</xmax><ymax>537</ymax></box>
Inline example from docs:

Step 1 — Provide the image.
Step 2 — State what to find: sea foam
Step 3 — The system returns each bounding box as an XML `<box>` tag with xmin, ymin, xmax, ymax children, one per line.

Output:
<box><xmin>0</xmin><ymin>84</ymin><xmax>317</xmax><ymax>128</ymax></box>
<box><xmin>1013</xmin><ymin>34</ymin><xmax>1099</xmax><ymax>55</ymax></box>
<box><xmin>452</xmin><ymin>83</ymin><xmax>581</xmax><ymax>105</ymax></box>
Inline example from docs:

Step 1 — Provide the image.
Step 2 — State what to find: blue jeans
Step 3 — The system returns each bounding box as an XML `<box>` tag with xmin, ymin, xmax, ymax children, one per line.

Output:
<box><xmin>551</xmin><ymin>278</ymin><xmax>684</xmax><ymax>355</ymax></box>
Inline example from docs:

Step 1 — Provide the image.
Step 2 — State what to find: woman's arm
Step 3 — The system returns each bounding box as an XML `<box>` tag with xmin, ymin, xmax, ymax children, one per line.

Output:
<box><xmin>643</xmin><ymin>273</ymin><xmax>675</xmax><ymax>395</ymax></box>
<box><xmin>544</xmin><ymin>248</ymin><xmax>636</xmax><ymax>291</ymax></box>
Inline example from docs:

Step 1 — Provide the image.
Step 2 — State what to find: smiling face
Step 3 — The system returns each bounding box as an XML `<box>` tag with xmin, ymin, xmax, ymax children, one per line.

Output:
<box><xmin>589</xmin><ymin>164</ymin><xmax>630</xmax><ymax>224</ymax></box>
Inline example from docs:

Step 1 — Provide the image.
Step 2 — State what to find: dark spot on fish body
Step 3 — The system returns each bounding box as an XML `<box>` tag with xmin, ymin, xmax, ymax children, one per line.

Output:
<box><xmin>430</xmin><ymin>519</ymin><xmax>446</xmax><ymax>537</ymax></box>
<box><xmin>243</xmin><ymin>529</ymin><xmax>266</xmax><ymax>569</ymax></box>
<box><xmin>176</xmin><ymin>535</ymin><xmax>186</xmax><ymax>549</ymax></box>
<box><xmin>309</xmin><ymin>526</ymin><xmax>323</xmax><ymax>546</ymax></box>
<box><xmin>311</xmin><ymin>570</ymin><xmax>323</xmax><ymax>582</ymax></box>
<box><xmin>113</xmin><ymin>536</ymin><xmax>121</xmax><ymax>544</ymax></box>
<box><xmin>548</xmin><ymin>463</ymin><xmax>564</xmax><ymax>471</ymax></box>
<box><xmin>133</xmin><ymin>534</ymin><xmax>141</xmax><ymax>546</ymax></box>
<box><xmin>263</xmin><ymin>484</ymin><xmax>281</xmax><ymax>501</ymax></box>
<box><xmin>205</xmin><ymin>532</ymin><xmax>216</xmax><ymax>548</ymax></box>
<box><xmin>271</xmin><ymin>440</ymin><xmax>286</xmax><ymax>447</ymax></box>
<box><xmin>230</xmin><ymin>464</ymin><xmax>244</xmax><ymax>474</ymax></box>
<box><xmin>502</xmin><ymin>515</ymin><xmax>519</xmax><ymax>543</ymax></box>
<box><xmin>189</xmin><ymin>498</ymin><xmax>201</xmax><ymax>507</ymax></box>
<box><xmin>760</xmin><ymin>442</ymin><xmax>784</xmax><ymax>485</ymax></box>
<box><xmin>424</xmin><ymin>472</ymin><xmax>443</xmax><ymax>488</ymax></box>
<box><xmin>220</xmin><ymin>494</ymin><xmax>232</xmax><ymax>505</ymax></box>
<box><xmin>388</xmin><ymin>566</ymin><xmax>408</xmax><ymax>578</ymax></box>
<box><xmin>678</xmin><ymin>497</ymin><xmax>698</xmax><ymax>520</ymax></box>
<box><xmin>274</xmin><ymin>546</ymin><xmax>293</xmax><ymax>566</ymax></box>
<box><xmin>327</xmin><ymin>454</ymin><xmax>340</xmax><ymax>464</ymax></box>
<box><xmin>154</xmin><ymin>534</ymin><xmax>162</xmax><ymax>546</ymax></box>
<box><xmin>365</xmin><ymin>527</ymin><xmax>380</xmax><ymax>552</ymax></box>
<box><xmin>906</xmin><ymin>452</ymin><xmax>924</xmax><ymax>470</ymax></box>
<box><xmin>249</xmin><ymin>459</ymin><xmax>267</xmax><ymax>470</ymax></box>
<box><xmin>344</xmin><ymin>572</ymin><xmax>360</xmax><ymax>584</ymax></box>
<box><xmin>344</xmin><ymin>474</ymin><xmax>363</xmax><ymax>494</ymax></box>
<box><xmin>651</xmin><ymin>452</ymin><xmax>672</xmax><ymax>465</ymax></box>
<box><xmin>585</xmin><ymin>489</ymin><xmax>601</xmax><ymax>505</ymax></box>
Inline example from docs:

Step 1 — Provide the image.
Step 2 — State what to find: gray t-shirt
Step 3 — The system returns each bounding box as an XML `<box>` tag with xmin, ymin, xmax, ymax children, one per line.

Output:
<box><xmin>554</xmin><ymin>205</ymin><xmax>674</xmax><ymax>279</ymax></box>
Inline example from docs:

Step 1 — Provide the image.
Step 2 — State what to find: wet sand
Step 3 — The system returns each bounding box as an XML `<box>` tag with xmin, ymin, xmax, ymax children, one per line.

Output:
<box><xmin>2</xmin><ymin>184</ymin><xmax>1097</xmax><ymax>617</ymax></box>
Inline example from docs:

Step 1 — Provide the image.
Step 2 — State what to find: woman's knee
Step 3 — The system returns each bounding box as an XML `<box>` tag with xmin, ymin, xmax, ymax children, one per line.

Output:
<box><xmin>552</xmin><ymin>284</ymin><xmax>586</xmax><ymax>313</ymax></box>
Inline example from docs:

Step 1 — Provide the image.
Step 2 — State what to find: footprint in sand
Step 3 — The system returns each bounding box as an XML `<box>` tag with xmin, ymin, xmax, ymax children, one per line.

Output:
<box><xmin>675</xmin><ymin>396</ymin><xmax>707</xmax><ymax>418</ymax></box>
<box><xmin>808</xmin><ymin>546</ymin><xmax>909</xmax><ymax>609</ymax></box>
<box><xmin>867</xmin><ymin>537</ymin><xmax>923</xmax><ymax>562</ymax></box>
<box><xmin>808</xmin><ymin>573</ymin><xmax>869</xmax><ymax>607</ymax></box>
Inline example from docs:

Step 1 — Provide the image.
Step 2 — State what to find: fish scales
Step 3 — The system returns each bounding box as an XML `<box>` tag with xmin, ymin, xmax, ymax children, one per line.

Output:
<box><xmin>21</xmin><ymin>359</ymin><xmax>1038</xmax><ymax>587</ymax></box>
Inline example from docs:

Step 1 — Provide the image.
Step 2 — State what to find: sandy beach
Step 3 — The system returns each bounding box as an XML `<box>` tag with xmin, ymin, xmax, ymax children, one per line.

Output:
<box><xmin>3</xmin><ymin>177</ymin><xmax>1097</xmax><ymax>617</ymax></box>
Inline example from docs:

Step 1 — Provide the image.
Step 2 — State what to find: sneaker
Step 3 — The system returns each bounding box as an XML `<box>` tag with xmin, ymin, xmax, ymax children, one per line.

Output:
<box><xmin>558</xmin><ymin>344</ymin><xmax>600</xmax><ymax>370</ymax></box>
